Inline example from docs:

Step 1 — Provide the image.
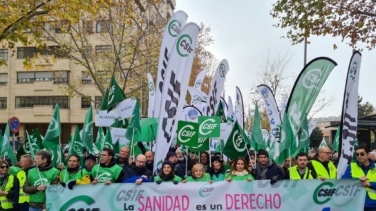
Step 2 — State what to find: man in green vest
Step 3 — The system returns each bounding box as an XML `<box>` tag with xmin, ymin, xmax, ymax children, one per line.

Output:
<box><xmin>307</xmin><ymin>146</ymin><xmax>337</xmax><ymax>179</ymax></box>
<box><xmin>16</xmin><ymin>154</ymin><xmax>34</xmax><ymax>211</ymax></box>
<box><xmin>91</xmin><ymin>148</ymin><xmax>124</xmax><ymax>185</ymax></box>
<box><xmin>286</xmin><ymin>152</ymin><xmax>315</xmax><ymax>179</ymax></box>
<box><xmin>23</xmin><ymin>150</ymin><xmax>60</xmax><ymax>211</ymax></box>
<box><xmin>342</xmin><ymin>147</ymin><xmax>376</xmax><ymax>210</ymax></box>
<box><xmin>60</xmin><ymin>154</ymin><xmax>82</xmax><ymax>189</ymax></box>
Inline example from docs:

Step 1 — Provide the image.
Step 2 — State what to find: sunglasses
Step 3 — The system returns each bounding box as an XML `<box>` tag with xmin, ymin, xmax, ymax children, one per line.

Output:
<box><xmin>0</xmin><ymin>166</ymin><xmax>8</xmax><ymax>169</ymax></box>
<box><xmin>356</xmin><ymin>152</ymin><xmax>366</xmax><ymax>157</ymax></box>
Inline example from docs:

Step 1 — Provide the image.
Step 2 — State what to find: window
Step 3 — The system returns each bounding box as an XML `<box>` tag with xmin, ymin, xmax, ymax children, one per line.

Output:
<box><xmin>18</xmin><ymin>71</ymin><xmax>68</xmax><ymax>84</ymax></box>
<box><xmin>81</xmin><ymin>46</ymin><xmax>92</xmax><ymax>58</ymax></box>
<box><xmin>95</xmin><ymin>96</ymin><xmax>103</xmax><ymax>109</ymax></box>
<box><xmin>95</xmin><ymin>45</ymin><xmax>111</xmax><ymax>54</ymax></box>
<box><xmin>0</xmin><ymin>97</ymin><xmax>6</xmax><ymax>109</ymax></box>
<box><xmin>82</xmin><ymin>72</ymin><xmax>92</xmax><ymax>84</ymax></box>
<box><xmin>15</xmin><ymin>96</ymin><xmax>69</xmax><ymax>108</ymax></box>
<box><xmin>17</xmin><ymin>46</ymin><xmax>68</xmax><ymax>59</ymax></box>
<box><xmin>83</xmin><ymin>20</ymin><xmax>94</xmax><ymax>33</ymax></box>
<box><xmin>0</xmin><ymin>73</ymin><xmax>7</xmax><ymax>85</ymax></box>
<box><xmin>81</xmin><ymin>96</ymin><xmax>91</xmax><ymax>108</ymax></box>
<box><xmin>54</xmin><ymin>71</ymin><xmax>69</xmax><ymax>84</ymax></box>
<box><xmin>0</xmin><ymin>49</ymin><xmax>8</xmax><ymax>61</ymax></box>
<box><xmin>97</xmin><ymin>71</ymin><xmax>111</xmax><ymax>84</ymax></box>
<box><xmin>96</xmin><ymin>20</ymin><xmax>112</xmax><ymax>33</ymax></box>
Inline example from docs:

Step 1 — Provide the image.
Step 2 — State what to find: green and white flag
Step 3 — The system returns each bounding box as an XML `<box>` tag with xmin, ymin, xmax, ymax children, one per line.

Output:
<box><xmin>103</xmin><ymin>129</ymin><xmax>113</xmax><ymax>150</ymax></box>
<box><xmin>332</xmin><ymin>125</ymin><xmax>340</xmax><ymax>152</ymax></box>
<box><xmin>251</xmin><ymin>103</ymin><xmax>265</xmax><ymax>151</ymax></box>
<box><xmin>277</xmin><ymin>113</ymin><xmax>294</xmax><ymax>164</ymax></box>
<box><xmin>49</xmin><ymin>145</ymin><xmax>63</xmax><ymax>167</ymax></box>
<box><xmin>43</xmin><ymin>104</ymin><xmax>61</xmax><ymax>149</ymax></box>
<box><xmin>107</xmin><ymin>76</ymin><xmax>126</xmax><ymax>112</ymax></box>
<box><xmin>24</xmin><ymin>129</ymin><xmax>43</xmax><ymax>159</ymax></box>
<box><xmin>280</xmin><ymin>58</ymin><xmax>336</xmax><ymax>162</ymax></box>
<box><xmin>190</xmin><ymin>137</ymin><xmax>209</xmax><ymax>152</ymax></box>
<box><xmin>95</xmin><ymin>127</ymin><xmax>105</xmax><ymax>152</ymax></box>
<box><xmin>125</xmin><ymin>100</ymin><xmax>141</xmax><ymax>142</ymax></box>
<box><xmin>68</xmin><ymin>125</ymin><xmax>84</xmax><ymax>161</ymax></box>
<box><xmin>82</xmin><ymin>105</ymin><xmax>94</xmax><ymax>153</ymax></box>
<box><xmin>176</xmin><ymin>121</ymin><xmax>199</xmax><ymax>147</ymax></box>
<box><xmin>296</xmin><ymin>117</ymin><xmax>310</xmax><ymax>155</ymax></box>
<box><xmin>198</xmin><ymin>116</ymin><xmax>220</xmax><ymax>138</ymax></box>
<box><xmin>223</xmin><ymin>122</ymin><xmax>249</xmax><ymax>159</ymax></box>
<box><xmin>1</xmin><ymin>121</ymin><xmax>10</xmax><ymax>154</ymax></box>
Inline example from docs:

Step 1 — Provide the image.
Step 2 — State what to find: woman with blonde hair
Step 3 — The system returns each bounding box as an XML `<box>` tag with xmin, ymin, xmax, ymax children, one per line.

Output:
<box><xmin>183</xmin><ymin>164</ymin><xmax>211</xmax><ymax>182</ymax></box>
<box><xmin>225</xmin><ymin>157</ymin><xmax>254</xmax><ymax>182</ymax></box>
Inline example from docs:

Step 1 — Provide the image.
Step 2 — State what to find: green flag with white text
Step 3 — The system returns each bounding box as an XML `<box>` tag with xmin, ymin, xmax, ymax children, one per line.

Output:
<box><xmin>176</xmin><ymin>121</ymin><xmax>199</xmax><ymax>147</ymax></box>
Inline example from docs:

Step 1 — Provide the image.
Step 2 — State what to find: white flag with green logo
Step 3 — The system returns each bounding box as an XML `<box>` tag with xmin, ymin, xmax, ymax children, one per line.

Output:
<box><xmin>176</xmin><ymin>121</ymin><xmax>198</xmax><ymax>147</ymax></box>
<box><xmin>154</xmin><ymin>10</ymin><xmax>188</xmax><ymax>118</ymax></box>
<box><xmin>198</xmin><ymin>116</ymin><xmax>220</xmax><ymax>138</ymax></box>
<box><xmin>147</xmin><ymin>73</ymin><xmax>156</xmax><ymax>118</ymax></box>
<box><xmin>153</xmin><ymin>22</ymin><xmax>200</xmax><ymax>175</ymax></box>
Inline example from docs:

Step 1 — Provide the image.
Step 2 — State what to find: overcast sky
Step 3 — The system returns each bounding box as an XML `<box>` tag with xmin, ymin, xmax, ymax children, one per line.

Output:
<box><xmin>175</xmin><ymin>1</ymin><xmax>376</xmax><ymax>118</ymax></box>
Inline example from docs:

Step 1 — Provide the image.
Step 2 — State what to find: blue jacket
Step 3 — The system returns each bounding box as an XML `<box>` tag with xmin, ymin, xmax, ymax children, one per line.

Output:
<box><xmin>341</xmin><ymin>159</ymin><xmax>376</xmax><ymax>208</ymax></box>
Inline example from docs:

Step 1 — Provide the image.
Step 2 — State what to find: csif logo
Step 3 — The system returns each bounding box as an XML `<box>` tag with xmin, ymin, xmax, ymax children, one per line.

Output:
<box><xmin>34</xmin><ymin>178</ymin><xmax>49</xmax><ymax>186</ymax></box>
<box><xmin>194</xmin><ymin>80</ymin><xmax>202</xmax><ymax>88</ymax></box>
<box><xmin>302</xmin><ymin>68</ymin><xmax>322</xmax><ymax>89</ymax></box>
<box><xmin>232</xmin><ymin>130</ymin><xmax>246</xmax><ymax>152</ymax></box>
<box><xmin>148</xmin><ymin>82</ymin><xmax>155</xmax><ymax>95</ymax></box>
<box><xmin>313</xmin><ymin>182</ymin><xmax>361</xmax><ymax>205</ymax></box>
<box><xmin>60</xmin><ymin>195</ymin><xmax>97</xmax><ymax>211</ymax></box>
<box><xmin>349</xmin><ymin>61</ymin><xmax>358</xmax><ymax>81</ymax></box>
<box><xmin>176</xmin><ymin>34</ymin><xmax>194</xmax><ymax>57</ymax></box>
<box><xmin>199</xmin><ymin>118</ymin><xmax>217</xmax><ymax>136</ymax></box>
<box><xmin>219</xmin><ymin>63</ymin><xmax>226</xmax><ymax>77</ymax></box>
<box><xmin>177</xmin><ymin>124</ymin><xmax>196</xmax><ymax>143</ymax></box>
<box><xmin>97</xmin><ymin>172</ymin><xmax>112</xmax><ymax>183</ymax></box>
<box><xmin>199</xmin><ymin>184</ymin><xmax>214</xmax><ymax>197</ymax></box>
<box><xmin>168</xmin><ymin>20</ymin><xmax>181</xmax><ymax>37</ymax></box>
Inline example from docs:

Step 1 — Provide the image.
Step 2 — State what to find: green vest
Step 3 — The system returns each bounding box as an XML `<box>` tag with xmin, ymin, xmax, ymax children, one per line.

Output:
<box><xmin>81</xmin><ymin>168</ymin><xmax>92</xmax><ymax>177</ymax></box>
<box><xmin>91</xmin><ymin>164</ymin><xmax>123</xmax><ymax>183</ymax></box>
<box><xmin>27</xmin><ymin>167</ymin><xmax>60</xmax><ymax>203</ymax></box>
<box><xmin>0</xmin><ymin>175</ymin><xmax>14</xmax><ymax>209</ymax></box>
<box><xmin>154</xmin><ymin>175</ymin><xmax>182</xmax><ymax>183</ymax></box>
<box><xmin>9</xmin><ymin>166</ymin><xmax>20</xmax><ymax>176</ymax></box>
<box><xmin>311</xmin><ymin>160</ymin><xmax>337</xmax><ymax>179</ymax></box>
<box><xmin>225</xmin><ymin>171</ymin><xmax>254</xmax><ymax>181</ymax></box>
<box><xmin>350</xmin><ymin>162</ymin><xmax>376</xmax><ymax>200</ymax></box>
<box><xmin>16</xmin><ymin>170</ymin><xmax>29</xmax><ymax>203</ymax></box>
<box><xmin>60</xmin><ymin>169</ymin><xmax>83</xmax><ymax>183</ymax></box>
<box><xmin>186</xmin><ymin>173</ymin><xmax>211</xmax><ymax>182</ymax></box>
<box><xmin>289</xmin><ymin>166</ymin><xmax>313</xmax><ymax>180</ymax></box>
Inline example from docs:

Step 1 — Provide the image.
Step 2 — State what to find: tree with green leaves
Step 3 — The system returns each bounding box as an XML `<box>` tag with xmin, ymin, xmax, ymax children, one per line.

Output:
<box><xmin>310</xmin><ymin>127</ymin><xmax>323</xmax><ymax>148</ymax></box>
<box><xmin>358</xmin><ymin>96</ymin><xmax>375</xmax><ymax>117</ymax></box>
<box><xmin>271</xmin><ymin>0</ymin><xmax>376</xmax><ymax>49</ymax></box>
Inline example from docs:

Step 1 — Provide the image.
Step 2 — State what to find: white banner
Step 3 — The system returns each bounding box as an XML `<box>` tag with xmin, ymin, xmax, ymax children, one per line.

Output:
<box><xmin>147</xmin><ymin>73</ymin><xmax>156</xmax><ymax>118</ymax></box>
<box><xmin>257</xmin><ymin>84</ymin><xmax>282</xmax><ymax>160</ymax></box>
<box><xmin>47</xmin><ymin>180</ymin><xmax>365</xmax><ymax>211</ymax></box>
<box><xmin>205</xmin><ymin>59</ymin><xmax>229</xmax><ymax>116</ymax></box>
<box><xmin>95</xmin><ymin>110</ymin><xmax>118</xmax><ymax>127</ymax></box>
<box><xmin>154</xmin><ymin>10</ymin><xmax>188</xmax><ymax>118</ymax></box>
<box><xmin>234</xmin><ymin>86</ymin><xmax>244</xmax><ymax>129</ymax></box>
<box><xmin>110</xmin><ymin>127</ymin><xmax>129</xmax><ymax>146</ymax></box>
<box><xmin>115</xmin><ymin>98</ymin><xmax>137</xmax><ymax>119</ymax></box>
<box><xmin>153</xmin><ymin>23</ymin><xmax>200</xmax><ymax>175</ymax></box>
<box><xmin>188</xmin><ymin>86</ymin><xmax>208</xmax><ymax>105</ymax></box>
<box><xmin>337</xmin><ymin>51</ymin><xmax>362</xmax><ymax>178</ymax></box>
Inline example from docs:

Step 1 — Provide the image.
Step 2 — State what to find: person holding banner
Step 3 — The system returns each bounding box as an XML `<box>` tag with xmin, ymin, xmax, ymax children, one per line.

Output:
<box><xmin>23</xmin><ymin>150</ymin><xmax>60</xmax><ymax>211</ymax></box>
<box><xmin>253</xmin><ymin>149</ymin><xmax>283</xmax><ymax>184</ymax></box>
<box><xmin>123</xmin><ymin>154</ymin><xmax>153</xmax><ymax>184</ymax></box>
<box><xmin>207</xmin><ymin>156</ymin><xmax>226</xmax><ymax>181</ymax></box>
<box><xmin>225</xmin><ymin>157</ymin><xmax>254</xmax><ymax>182</ymax></box>
<box><xmin>307</xmin><ymin>146</ymin><xmax>337</xmax><ymax>179</ymax></box>
<box><xmin>91</xmin><ymin>148</ymin><xmax>124</xmax><ymax>185</ymax></box>
<box><xmin>16</xmin><ymin>154</ymin><xmax>34</xmax><ymax>211</ymax></box>
<box><xmin>342</xmin><ymin>147</ymin><xmax>376</xmax><ymax>211</ymax></box>
<box><xmin>183</xmin><ymin>164</ymin><xmax>211</xmax><ymax>182</ymax></box>
<box><xmin>60</xmin><ymin>154</ymin><xmax>85</xmax><ymax>190</ymax></box>
<box><xmin>154</xmin><ymin>161</ymin><xmax>182</xmax><ymax>184</ymax></box>
<box><xmin>286</xmin><ymin>152</ymin><xmax>315</xmax><ymax>180</ymax></box>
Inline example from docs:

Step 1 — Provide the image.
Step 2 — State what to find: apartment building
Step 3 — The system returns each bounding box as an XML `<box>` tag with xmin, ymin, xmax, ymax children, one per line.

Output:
<box><xmin>0</xmin><ymin>0</ymin><xmax>175</xmax><ymax>144</ymax></box>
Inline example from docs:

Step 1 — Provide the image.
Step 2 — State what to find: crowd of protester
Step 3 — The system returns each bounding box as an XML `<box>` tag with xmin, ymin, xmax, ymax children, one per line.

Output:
<box><xmin>0</xmin><ymin>144</ymin><xmax>375</xmax><ymax>211</ymax></box>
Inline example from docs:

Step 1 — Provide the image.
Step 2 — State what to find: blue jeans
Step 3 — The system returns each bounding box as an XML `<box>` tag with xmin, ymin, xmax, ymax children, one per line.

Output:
<box><xmin>29</xmin><ymin>207</ymin><xmax>43</xmax><ymax>211</ymax></box>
